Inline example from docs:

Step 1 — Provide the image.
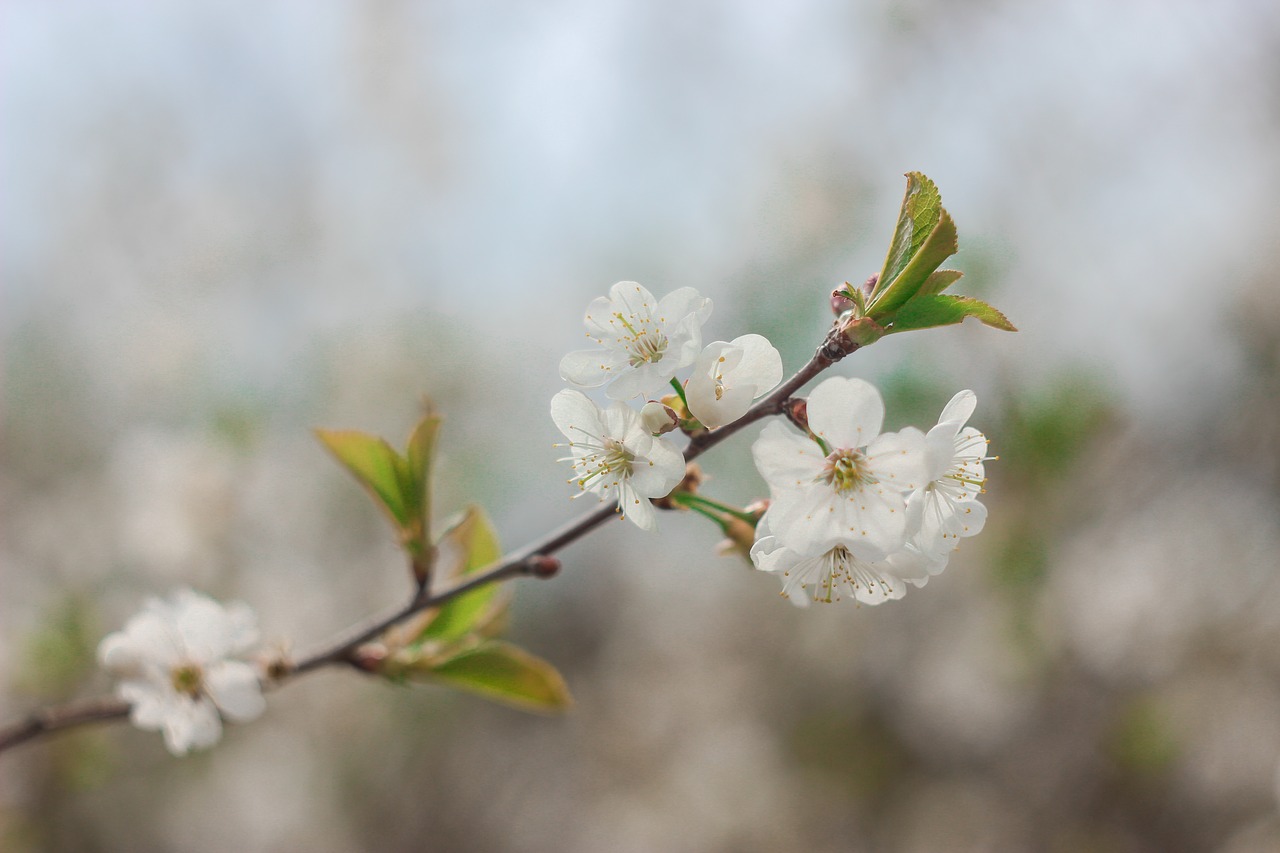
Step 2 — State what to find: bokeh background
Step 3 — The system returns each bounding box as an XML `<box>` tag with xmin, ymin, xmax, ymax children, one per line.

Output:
<box><xmin>4</xmin><ymin>2</ymin><xmax>1280</xmax><ymax>851</ymax></box>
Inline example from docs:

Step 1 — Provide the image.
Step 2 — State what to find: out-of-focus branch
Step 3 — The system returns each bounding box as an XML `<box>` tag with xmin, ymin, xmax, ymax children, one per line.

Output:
<box><xmin>0</xmin><ymin>697</ymin><xmax>131</xmax><ymax>754</ymax></box>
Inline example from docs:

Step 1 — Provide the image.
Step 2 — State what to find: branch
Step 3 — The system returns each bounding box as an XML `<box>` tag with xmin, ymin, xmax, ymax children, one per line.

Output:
<box><xmin>0</xmin><ymin>323</ymin><xmax>858</xmax><ymax>753</ymax></box>
<box><xmin>0</xmin><ymin>697</ymin><xmax>131</xmax><ymax>753</ymax></box>
<box><xmin>287</xmin><ymin>324</ymin><xmax>856</xmax><ymax>676</ymax></box>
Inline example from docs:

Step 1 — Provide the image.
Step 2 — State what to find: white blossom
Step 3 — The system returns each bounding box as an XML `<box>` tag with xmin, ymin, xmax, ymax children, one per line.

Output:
<box><xmin>551</xmin><ymin>389</ymin><xmax>685</xmax><ymax>531</ymax></box>
<box><xmin>905</xmin><ymin>390</ymin><xmax>990</xmax><ymax>565</ymax></box>
<box><xmin>750</xmin><ymin>515</ymin><xmax>930</xmax><ymax>607</ymax></box>
<box><xmin>751</xmin><ymin>377</ymin><xmax>929</xmax><ymax>560</ymax></box>
<box><xmin>559</xmin><ymin>282</ymin><xmax>712</xmax><ymax>401</ymax></box>
<box><xmin>685</xmin><ymin>334</ymin><xmax>783</xmax><ymax>429</ymax></box>
<box><xmin>97</xmin><ymin>589</ymin><xmax>265</xmax><ymax>755</ymax></box>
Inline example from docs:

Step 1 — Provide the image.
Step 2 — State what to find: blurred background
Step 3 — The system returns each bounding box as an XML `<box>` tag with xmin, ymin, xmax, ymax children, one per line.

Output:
<box><xmin>3</xmin><ymin>1</ymin><xmax>1280</xmax><ymax>851</ymax></box>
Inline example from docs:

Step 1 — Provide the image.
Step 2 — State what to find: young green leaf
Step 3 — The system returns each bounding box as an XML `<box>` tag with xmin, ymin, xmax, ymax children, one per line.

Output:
<box><xmin>874</xmin><ymin>171</ymin><xmax>943</xmax><ymax>300</ymax></box>
<box><xmin>869</xmin><ymin>206</ymin><xmax>958</xmax><ymax>319</ymax></box>
<box><xmin>315</xmin><ymin>429</ymin><xmax>414</xmax><ymax>531</ymax></box>
<box><xmin>425</xmin><ymin>640</ymin><xmax>573</xmax><ymax>713</ymax></box>
<box><xmin>886</xmin><ymin>294</ymin><xmax>1017</xmax><ymax>334</ymax></box>
<box><xmin>405</xmin><ymin>412</ymin><xmax>442</xmax><ymax>533</ymax></box>
<box><xmin>416</xmin><ymin>506</ymin><xmax>506</xmax><ymax>644</ymax></box>
<box><xmin>915</xmin><ymin>269</ymin><xmax>964</xmax><ymax>298</ymax></box>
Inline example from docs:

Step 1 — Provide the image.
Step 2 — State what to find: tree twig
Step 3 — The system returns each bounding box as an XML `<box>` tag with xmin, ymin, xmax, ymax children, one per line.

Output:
<box><xmin>0</xmin><ymin>324</ymin><xmax>857</xmax><ymax>754</ymax></box>
<box><xmin>0</xmin><ymin>698</ymin><xmax>131</xmax><ymax>754</ymax></box>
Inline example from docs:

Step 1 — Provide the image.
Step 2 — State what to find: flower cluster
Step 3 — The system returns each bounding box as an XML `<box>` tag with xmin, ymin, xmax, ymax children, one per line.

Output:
<box><xmin>751</xmin><ymin>379</ymin><xmax>990</xmax><ymax>607</ymax></box>
<box><xmin>553</xmin><ymin>281</ymin><xmax>782</xmax><ymax>529</ymax></box>
<box><xmin>98</xmin><ymin>589</ymin><xmax>266</xmax><ymax>755</ymax></box>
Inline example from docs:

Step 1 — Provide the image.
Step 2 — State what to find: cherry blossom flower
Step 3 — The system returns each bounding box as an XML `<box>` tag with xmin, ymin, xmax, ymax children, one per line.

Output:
<box><xmin>97</xmin><ymin>589</ymin><xmax>265</xmax><ymax>755</ymax></box>
<box><xmin>551</xmin><ymin>389</ymin><xmax>685</xmax><ymax>531</ymax></box>
<box><xmin>750</xmin><ymin>515</ymin><xmax>930</xmax><ymax>607</ymax></box>
<box><xmin>751</xmin><ymin>377</ymin><xmax>929</xmax><ymax>560</ymax></box>
<box><xmin>559</xmin><ymin>282</ymin><xmax>712</xmax><ymax>400</ymax></box>
<box><xmin>685</xmin><ymin>334</ymin><xmax>783</xmax><ymax>429</ymax></box>
<box><xmin>905</xmin><ymin>390</ymin><xmax>990</xmax><ymax>564</ymax></box>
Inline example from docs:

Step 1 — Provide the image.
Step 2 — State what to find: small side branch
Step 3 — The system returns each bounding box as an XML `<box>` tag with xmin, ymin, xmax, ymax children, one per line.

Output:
<box><xmin>0</xmin><ymin>697</ymin><xmax>130</xmax><ymax>754</ymax></box>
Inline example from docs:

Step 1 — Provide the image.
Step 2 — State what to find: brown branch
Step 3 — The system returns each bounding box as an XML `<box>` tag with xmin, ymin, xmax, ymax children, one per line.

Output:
<box><xmin>0</xmin><ymin>323</ymin><xmax>859</xmax><ymax>753</ymax></box>
<box><xmin>0</xmin><ymin>697</ymin><xmax>130</xmax><ymax>754</ymax></box>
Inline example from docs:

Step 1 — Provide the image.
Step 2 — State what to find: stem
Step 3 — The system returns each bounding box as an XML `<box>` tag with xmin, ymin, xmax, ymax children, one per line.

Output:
<box><xmin>674</xmin><ymin>492</ymin><xmax>756</xmax><ymax>524</ymax></box>
<box><xmin>681</xmin><ymin>501</ymin><xmax>730</xmax><ymax>530</ymax></box>
<box><xmin>0</xmin><ymin>697</ymin><xmax>131</xmax><ymax>754</ymax></box>
<box><xmin>0</xmin><ymin>324</ymin><xmax>858</xmax><ymax>753</ymax></box>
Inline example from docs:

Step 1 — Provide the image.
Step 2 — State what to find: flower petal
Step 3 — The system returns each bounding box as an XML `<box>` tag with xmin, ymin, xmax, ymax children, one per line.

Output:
<box><xmin>559</xmin><ymin>348</ymin><xmax>623</xmax><ymax>388</ymax></box>
<box><xmin>619</xmin><ymin>485</ymin><xmax>658</xmax><ymax>531</ymax></box>
<box><xmin>162</xmin><ymin>696</ymin><xmax>222</xmax><ymax>755</ymax></box>
<box><xmin>728</xmin><ymin>334</ymin><xmax>783</xmax><ymax>395</ymax></box>
<box><xmin>205</xmin><ymin>661</ymin><xmax>266</xmax><ymax>722</ymax></box>
<box><xmin>806</xmin><ymin>377</ymin><xmax>885</xmax><ymax>450</ymax></box>
<box><xmin>865</xmin><ymin>427</ymin><xmax>930</xmax><ymax>491</ymax></box>
<box><xmin>939</xmin><ymin>389</ymin><xmax>977</xmax><ymax>427</ymax></box>
<box><xmin>752</xmin><ymin>422</ymin><xmax>824</xmax><ymax>494</ymax></box>
<box><xmin>550</xmin><ymin>389</ymin><xmax>605</xmax><ymax>442</ymax></box>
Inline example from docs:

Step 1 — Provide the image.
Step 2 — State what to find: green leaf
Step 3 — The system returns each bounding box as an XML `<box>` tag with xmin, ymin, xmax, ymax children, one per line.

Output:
<box><xmin>425</xmin><ymin>641</ymin><xmax>572</xmax><ymax>713</ymax></box>
<box><xmin>886</xmin><ymin>294</ymin><xmax>1017</xmax><ymax>334</ymax></box>
<box><xmin>870</xmin><ymin>206</ymin><xmax>958</xmax><ymax>319</ymax></box>
<box><xmin>874</xmin><ymin>171</ymin><xmax>943</xmax><ymax>300</ymax></box>
<box><xmin>915</xmin><ymin>269</ymin><xmax>963</xmax><ymax>298</ymax></box>
<box><xmin>405</xmin><ymin>412</ymin><xmax>442</xmax><ymax>535</ymax></box>
<box><xmin>315</xmin><ymin>429</ymin><xmax>414</xmax><ymax>531</ymax></box>
<box><xmin>416</xmin><ymin>506</ymin><xmax>505</xmax><ymax>644</ymax></box>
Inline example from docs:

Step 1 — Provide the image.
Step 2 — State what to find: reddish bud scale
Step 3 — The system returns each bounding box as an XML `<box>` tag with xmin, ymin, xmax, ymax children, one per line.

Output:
<box><xmin>786</xmin><ymin>398</ymin><xmax>809</xmax><ymax>431</ymax></box>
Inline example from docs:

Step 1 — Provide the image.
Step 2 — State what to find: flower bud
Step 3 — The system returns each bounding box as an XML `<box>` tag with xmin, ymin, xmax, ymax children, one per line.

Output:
<box><xmin>715</xmin><ymin>499</ymin><xmax>769</xmax><ymax>562</ymax></box>
<box><xmin>785</xmin><ymin>398</ymin><xmax>809</xmax><ymax>431</ymax></box>
<box><xmin>859</xmin><ymin>273</ymin><xmax>879</xmax><ymax>297</ymax></box>
<box><xmin>640</xmin><ymin>401</ymin><xmax>680</xmax><ymax>436</ymax></box>
<box><xmin>830</xmin><ymin>287</ymin><xmax>856</xmax><ymax>316</ymax></box>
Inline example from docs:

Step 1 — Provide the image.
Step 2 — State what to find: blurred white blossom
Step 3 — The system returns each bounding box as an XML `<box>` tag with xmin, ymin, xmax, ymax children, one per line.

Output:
<box><xmin>98</xmin><ymin>589</ymin><xmax>266</xmax><ymax>755</ymax></box>
<box><xmin>904</xmin><ymin>390</ymin><xmax>990</xmax><ymax>572</ymax></box>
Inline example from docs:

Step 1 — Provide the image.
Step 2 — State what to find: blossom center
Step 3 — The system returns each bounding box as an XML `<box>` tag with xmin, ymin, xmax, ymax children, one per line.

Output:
<box><xmin>170</xmin><ymin>663</ymin><xmax>205</xmax><ymax>697</ymax></box>
<box><xmin>577</xmin><ymin>437</ymin><xmax>635</xmax><ymax>489</ymax></box>
<box><xmin>614</xmin><ymin>312</ymin><xmax>669</xmax><ymax>367</ymax></box>
<box><xmin>819</xmin><ymin>448</ymin><xmax>874</xmax><ymax>494</ymax></box>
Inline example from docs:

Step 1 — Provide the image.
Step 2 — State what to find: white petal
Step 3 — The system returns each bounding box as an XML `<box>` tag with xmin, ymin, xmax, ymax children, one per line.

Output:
<box><xmin>923</xmin><ymin>420</ymin><xmax>962</xmax><ymax>481</ymax></box>
<box><xmin>655</xmin><ymin>286</ymin><xmax>712</xmax><ymax>327</ymax></box>
<box><xmin>116</xmin><ymin>608</ymin><xmax>183</xmax><ymax>669</ymax></box>
<box><xmin>939</xmin><ymin>390</ymin><xmax>977</xmax><ymax>427</ymax></box>
<box><xmin>559</xmin><ymin>349</ymin><xmax>622</xmax><ymax>388</ymax></box>
<box><xmin>119</xmin><ymin>680</ymin><xmax>174</xmax><ymax>731</ymax></box>
<box><xmin>605</xmin><ymin>362</ymin><xmax>672</xmax><ymax>400</ymax></box>
<box><xmin>728</xmin><ymin>334</ymin><xmax>783</xmax><ymax>395</ymax></box>
<box><xmin>162</xmin><ymin>696</ymin><xmax>222</xmax><ymax>755</ymax></box>
<box><xmin>174</xmin><ymin>590</ymin><xmax>255</xmax><ymax>663</ymax></box>
<box><xmin>865</xmin><ymin>427</ymin><xmax>930</xmax><ymax>491</ymax></box>
<box><xmin>806</xmin><ymin>377</ymin><xmax>885</xmax><ymax>450</ymax></box>
<box><xmin>98</xmin><ymin>631</ymin><xmax>146</xmax><ymax>676</ymax></box>
<box><xmin>582</xmin><ymin>294</ymin><xmax>621</xmax><ymax>338</ymax></box>
<box><xmin>205</xmin><ymin>661</ymin><xmax>266</xmax><ymax>722</ymax></box>
<box><xmin>628</xmin><ymin>435</ymin><xmax>685</xmax><ymax>498</ymax></box>
<box><xmin>550</xmin><ymin>389</ymin><xmax>605</xmax><ymax>441</ymax></box>
<box><xmin>752</xmin><ymin>422</ymin><xmax>824</xmax><ymax>494</ymax></box>
<box><xmin>620</xmin><ymin>487</ymin><xmax>658</xmax><ymax>531</ymax></box>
